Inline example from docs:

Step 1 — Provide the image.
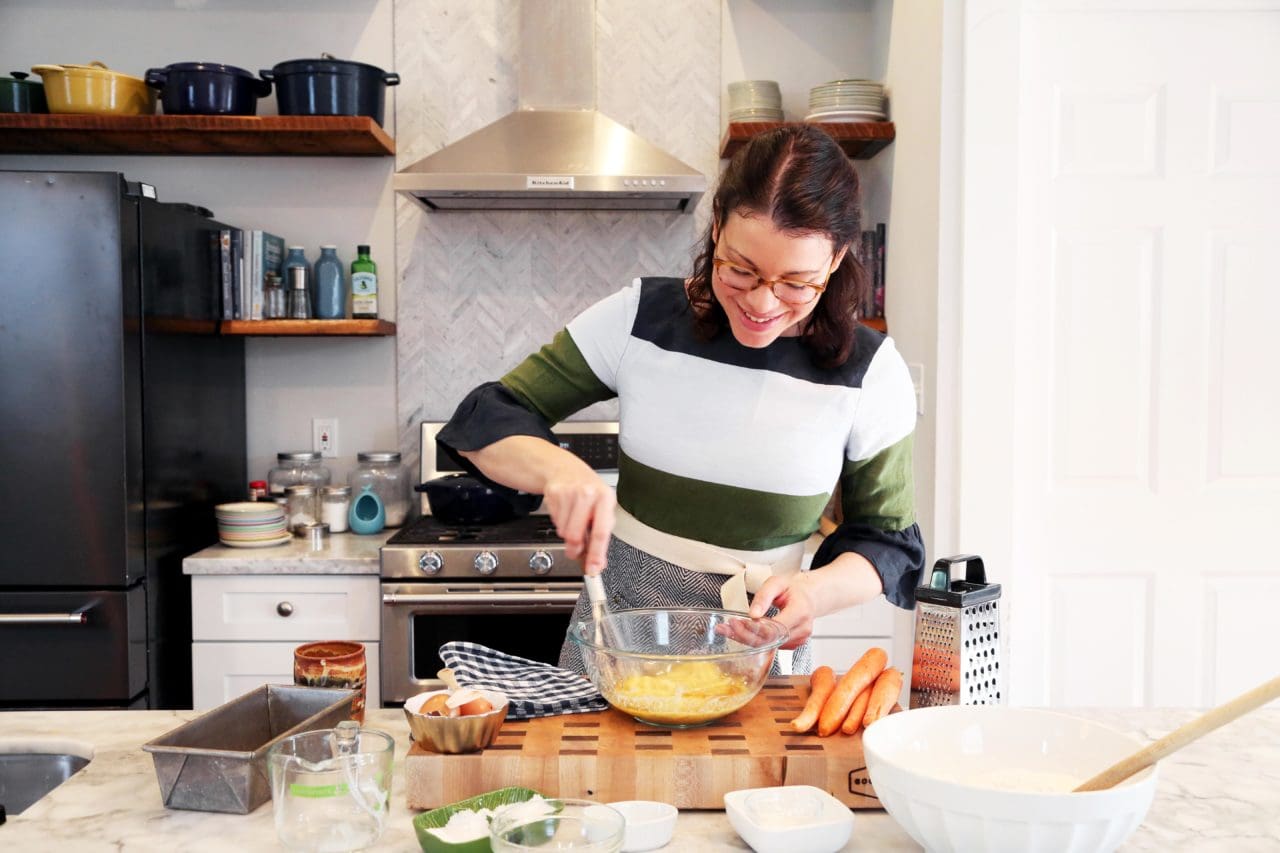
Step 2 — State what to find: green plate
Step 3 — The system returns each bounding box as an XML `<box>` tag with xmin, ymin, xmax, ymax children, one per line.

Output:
<box><xmin>412</xmin><ymin>786</ymin><xmax>542</xmax><ymax>853</ymax></box>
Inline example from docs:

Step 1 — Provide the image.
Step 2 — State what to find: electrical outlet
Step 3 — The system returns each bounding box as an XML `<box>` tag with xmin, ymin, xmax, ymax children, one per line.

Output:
<box><xmin>907</xmin><ymin>363</ymin><xmax>925</xmax><ymax>416</ymax></box>
<box><xmin>312</xmin><ymin>418</ymin><xmax>338</xmax><ymax>458</ymax></box>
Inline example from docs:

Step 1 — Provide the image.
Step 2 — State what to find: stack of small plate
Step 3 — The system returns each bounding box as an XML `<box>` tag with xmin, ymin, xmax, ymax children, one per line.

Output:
<box><xmin>728</xmin><ymin>80</ymin><xmax>784</xmax><ymax>123</ymax></box>
<box><xmin>215</xmin><ymin>502</ymin><xmax>291</xmax><ymax>548</ymax></box>
<box><xmin>805</xmin><ymin>79</ymin><xmax>887</xmax><ymax>123</ymax></box>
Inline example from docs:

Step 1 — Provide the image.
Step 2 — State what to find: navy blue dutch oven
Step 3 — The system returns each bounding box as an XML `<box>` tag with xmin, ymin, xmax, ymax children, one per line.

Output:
<box><xmin>262</xmin><ymin>54</ymin><xmax>399</xmax><ymax>127</ymax></box>
<box><xmin>145</xmin><ymin>62</ymin><xmax>272</xmax><ymax>116</ymax></box>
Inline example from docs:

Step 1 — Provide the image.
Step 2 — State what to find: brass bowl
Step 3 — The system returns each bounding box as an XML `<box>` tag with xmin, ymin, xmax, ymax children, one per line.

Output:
<box><xmin>403</xmin><ymin>688</ymin><xmax>508</xmax><ymax>754</ymax></box>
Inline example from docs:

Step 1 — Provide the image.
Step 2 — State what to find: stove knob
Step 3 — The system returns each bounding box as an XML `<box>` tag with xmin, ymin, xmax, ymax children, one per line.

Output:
<box><xmin>418</xmin><ymin>551</ymin><xmax>443</xmax><ymax>576</ymax></box>
<box><xmin>474</xmin><ymin>551</ymin><xmax>498</xmax><ymax>576</ymax></box>
<box><xmin>529</xmin><ymin>550</ymin><xmax>554</xmax><ymax>576</ymax></box>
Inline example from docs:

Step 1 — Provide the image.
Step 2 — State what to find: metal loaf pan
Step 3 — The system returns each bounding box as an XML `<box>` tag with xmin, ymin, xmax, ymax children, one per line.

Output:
<box><xmin>141</xmin><ymin>684</ymin><xmax>355</xmax><ymax>813</ymax></box>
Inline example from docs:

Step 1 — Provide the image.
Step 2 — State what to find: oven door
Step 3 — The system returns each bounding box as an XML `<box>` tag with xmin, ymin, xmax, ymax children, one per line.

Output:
<box><xmin>380</xmin><ymin>581</ymin><xmax>582</xmax><ymax>704</ymax></box>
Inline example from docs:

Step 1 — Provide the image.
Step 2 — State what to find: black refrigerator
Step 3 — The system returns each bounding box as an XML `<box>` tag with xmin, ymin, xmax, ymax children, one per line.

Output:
<box><xmin>0</xmin><ymin>171</ymin><xmax>247</xmax><ymax>709</ymax></box>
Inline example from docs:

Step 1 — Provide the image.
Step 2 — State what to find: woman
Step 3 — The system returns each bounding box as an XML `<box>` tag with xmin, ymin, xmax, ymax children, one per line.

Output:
<box><xmin>438</xmin><ymin>125</ymin><xmax>924</xmax><ymax>675</ymax></box>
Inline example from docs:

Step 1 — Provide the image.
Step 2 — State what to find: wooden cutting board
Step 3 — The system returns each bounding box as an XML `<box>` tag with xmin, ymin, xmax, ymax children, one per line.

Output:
<box><xmin>404</xmin><ymin>676</ymin><xmax>884</xmax><ymax>810</ymax></box>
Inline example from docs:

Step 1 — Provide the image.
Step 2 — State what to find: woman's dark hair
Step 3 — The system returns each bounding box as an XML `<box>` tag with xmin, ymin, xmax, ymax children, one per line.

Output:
<box><xmin>688</xmin><ymin>124</ymin><xmax>868</xmax><ymax>367</ymax></box>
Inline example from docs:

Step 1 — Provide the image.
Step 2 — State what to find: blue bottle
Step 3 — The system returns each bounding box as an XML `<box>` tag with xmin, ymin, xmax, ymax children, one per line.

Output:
<box><xmin>313</xmin><ymin>245</ymin><xmax>346</xmax><ymax>320</ymax></box>
<box><xmin>283</xmin><ymin>246</ymin><xmax>310</xmax><ymax>310</ymax></box>
<box><xmin>348</xmin><ymin>485</ymin><xmax>385</xmax><ymax>535</ymax></box>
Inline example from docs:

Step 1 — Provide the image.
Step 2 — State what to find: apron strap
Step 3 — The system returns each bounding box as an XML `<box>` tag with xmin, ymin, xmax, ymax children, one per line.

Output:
<box><xmin>611</xmin><ymin>507</ymin><xmax>806</xmax><ymax>612</ymax></box>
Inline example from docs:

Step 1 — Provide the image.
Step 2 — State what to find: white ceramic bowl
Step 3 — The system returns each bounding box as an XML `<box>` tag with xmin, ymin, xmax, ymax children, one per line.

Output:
<box><xmin>723</xmin><ymin>786</ymin><xmax>854</xmax><ymax>853</ymax></box>
<box><xmin>862</xmin><ymin>706</ymin><xmax>1158</xmax><ymax>853</ymax></box>
<box><xmin>607</xmin><ymin>801</ymin><xmax>677</xmax><ymax>852</ymax></box>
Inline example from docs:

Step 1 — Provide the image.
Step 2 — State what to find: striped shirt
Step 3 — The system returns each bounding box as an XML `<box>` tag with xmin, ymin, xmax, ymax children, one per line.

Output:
<box><xmin>439</xmin><ymin>277</ymin><xmax>926</xmax><ymax>607</ymax></box>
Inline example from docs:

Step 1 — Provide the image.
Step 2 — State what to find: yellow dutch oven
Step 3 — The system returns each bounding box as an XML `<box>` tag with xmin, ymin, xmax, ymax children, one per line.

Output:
<box><xmin>31</xmin><ymin>61</ymin><xmax>156</xmax><ymax>116</ymax></box>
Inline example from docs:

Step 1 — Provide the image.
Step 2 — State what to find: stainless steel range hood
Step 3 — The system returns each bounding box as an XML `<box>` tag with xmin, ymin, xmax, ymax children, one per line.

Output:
<box><xmin>394</xmin><ymin>0</ymin><xmax>706</xmax><ymax>213</ymax></box>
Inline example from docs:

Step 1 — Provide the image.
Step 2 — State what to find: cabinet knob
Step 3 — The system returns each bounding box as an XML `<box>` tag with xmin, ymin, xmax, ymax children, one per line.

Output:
<box><xmin>276</xmin><ymin>601</ymin><xmax>294</xmax><ymax>617</ymax></box>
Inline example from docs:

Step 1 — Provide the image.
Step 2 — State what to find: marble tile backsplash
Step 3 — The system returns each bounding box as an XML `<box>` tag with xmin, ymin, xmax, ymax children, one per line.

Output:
<box><xmin>394</xmin><ymin>0</ymin><xmax>720</xmax><ymax>475</ymax></box>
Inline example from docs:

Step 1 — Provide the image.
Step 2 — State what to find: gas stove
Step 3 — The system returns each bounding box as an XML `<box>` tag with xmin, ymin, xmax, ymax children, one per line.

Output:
<box><xmin>381</xmin><ymin>514</ymin><xmax>579</xmax><ymax>579</ymax></box>
<box><xmin>378</xmin><ymin>420</ymin><xmax>619</xmax><ymax>581</ymax></box>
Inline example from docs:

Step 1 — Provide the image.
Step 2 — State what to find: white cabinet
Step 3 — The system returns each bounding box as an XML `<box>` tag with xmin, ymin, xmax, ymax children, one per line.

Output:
<box><xmin>809</xmin><ymin>597</ymin><xmax>897</xmax><ymax>672</ymax></box>
<box><xmin>192</xmin><ymin>640</ymin><xmax>381</xmax><ymax>711</ymax></box>
<box><xmin>190</xmin><ymin>575</ymin><xmax>380</xmax><ymax>711</ymax></box>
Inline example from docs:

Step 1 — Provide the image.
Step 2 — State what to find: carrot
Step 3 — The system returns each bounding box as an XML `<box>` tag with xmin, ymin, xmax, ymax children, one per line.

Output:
<box><xmin>790</xmin><ymin>666</ymin><xmax>836</xmax><ymax>733</ymax></box>
<box><xmin>817</xmin><ymin>647</ymin><xmax>888</xmax><ymax>736</ymax></box>
<box><xmin>861</xmin><ymin>666</ymin><xmax>904</xmax><ymax>728</ymax></box>
<box><xmin>839</xmin><ymin>684</ymin><xmax>874</xmax><ymax>735</ymax></box>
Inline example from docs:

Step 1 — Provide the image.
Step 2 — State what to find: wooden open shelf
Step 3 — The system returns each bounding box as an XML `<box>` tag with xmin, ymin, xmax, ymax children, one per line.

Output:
<box><xmin>0</xmin><ymin>114</ymin><xmax>394</xmax><ymax>156</ymax></box>
<box><xmin>860</xmin><ymin>317</ymin><xmax>887</xmax><ymax>333</ymax></box>
<box><xmin>720</xmin><ymin>121</ymin><xmax>895</xmax><ymax>160</ymax></box>
<box><xmin>220</xmin><ymin>319</ymin><xmax>396</xmax><ymax>337</ymax></box>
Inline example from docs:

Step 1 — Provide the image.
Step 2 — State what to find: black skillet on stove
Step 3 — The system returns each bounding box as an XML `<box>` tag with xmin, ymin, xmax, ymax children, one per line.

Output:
<box><xmin>415</xmin><ymin>474</ymin><xmax>542</xmax><ymax>525</ymax></box>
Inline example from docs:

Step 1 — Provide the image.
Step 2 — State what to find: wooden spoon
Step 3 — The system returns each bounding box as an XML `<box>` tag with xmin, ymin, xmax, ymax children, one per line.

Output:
<box><xmin>1073</xmin><ymin>673</ymin><xmax>1280</xmax><ymax>792</ymax></box>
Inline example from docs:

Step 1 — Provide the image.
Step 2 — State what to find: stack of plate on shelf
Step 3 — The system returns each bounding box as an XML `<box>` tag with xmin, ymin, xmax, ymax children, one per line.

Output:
<box><xmin>728</xmin><ymin>80</ymin><xmax>784</xmax><ymax>123</ymax></box>
<box><xmin>215</xmin><ymin>502</ymin><xmax>291</xmax><ymax>548</ymax></box>
<box><xmin>805</xmin><ymin>79</ymin><xmax>887</xmax><ymax>123</ymax></box>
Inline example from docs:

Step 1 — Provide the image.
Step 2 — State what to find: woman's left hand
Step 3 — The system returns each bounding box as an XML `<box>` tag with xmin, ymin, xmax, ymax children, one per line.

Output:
<box><xmin>749</xmin><ymin>573</ymin><xmax>819</xmax><ymax>650</ymax></box>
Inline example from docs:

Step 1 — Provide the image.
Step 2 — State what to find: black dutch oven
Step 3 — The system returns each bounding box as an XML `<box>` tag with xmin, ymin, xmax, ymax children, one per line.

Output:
<box><xmin>262</xmin><ymin>54</ymin><xmax>399</xmax><ymax>127</ymax></box>
<box><xmin>145</xmin><ymin>62</ymin><xmax>271</xmax><ymax>116</ymax></box>
<box><xmin>1</xmin><ymin>71</ymin><xmax>48</xmax><ymax>114</ymax></box>
<box><xmin>415</xmin><ymin>474</ymin><xmax>542</xmax><ymax>526</ymax></box>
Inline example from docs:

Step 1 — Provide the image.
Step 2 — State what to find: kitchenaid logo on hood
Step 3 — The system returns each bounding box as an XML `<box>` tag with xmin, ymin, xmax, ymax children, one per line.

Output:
<box><xmin>526</xmin><ymin>175</ymin><xmax>575</xmax><ymax>190</ymax></box>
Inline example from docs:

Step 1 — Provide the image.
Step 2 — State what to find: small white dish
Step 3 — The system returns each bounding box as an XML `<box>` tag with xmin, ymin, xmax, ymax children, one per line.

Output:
<box><xmin>606</xmin><ymin>800</ymin><xmax>677</xmax><ymax>852</ymax></box>
<box><xmin>723</xmin><ymin>785</ymin><xmax>854</xmax><ymax>853</ymax></box>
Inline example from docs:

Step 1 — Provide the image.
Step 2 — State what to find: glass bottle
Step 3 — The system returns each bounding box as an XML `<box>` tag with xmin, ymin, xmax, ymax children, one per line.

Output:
<box><xmin>263</xmin><ymin>272</ymin><xmax>287</xmax><ymax>319</ymax></box>
<box><xmin>313</xmin><ymin>245</ymin><xmax>346</xmax><ymax>320</ymax></box>
<box><xmin>320</xmin><ymin>485</ymin><xmax>351</xmax><ymax>533</ymax></box>
<box><xmin>350</xmin><ymin>244</ymin><xmax>379</xmax><ymax>320</ymax></box>
<box><xmin>286</xmin><ymin>266</ymin><xmax>311</xmax><ymax>319</ymax></box>
<box><xmin>284</xmin><ymin>484</ymin><xmax>320</xmax><ymax>532</ymax></box>
<box><xmin>267</xmin><ymin>451</ymin><xmax>332</xmax><ymax>497</ymax></box>
<box><xmin>348</xmin><ymin>451</ymin><xmax>411</xmax><ymax>527</ymax></box>
<box><xmin>283</xmin><ymin>246</ymin><xmax>310</xmax><ymax>311</ymax></box>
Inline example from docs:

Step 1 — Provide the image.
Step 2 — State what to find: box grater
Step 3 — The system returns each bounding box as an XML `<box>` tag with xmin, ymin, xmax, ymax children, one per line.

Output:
<box><xmin>909</xmin><ymin>554</ymin><xmax>1002</xmax><ymax>708</ymax></box>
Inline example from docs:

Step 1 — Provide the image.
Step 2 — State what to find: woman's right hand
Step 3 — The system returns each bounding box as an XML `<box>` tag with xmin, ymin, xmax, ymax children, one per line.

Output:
<box><xmin>542</xmin><ymin>458</ymin><xmax>616</xmax><ymax>576</ymax></box>
<box><xmin>460</xmin><ymin>435</ymin><xmax>616</xmax><ymax>575</ymax></box>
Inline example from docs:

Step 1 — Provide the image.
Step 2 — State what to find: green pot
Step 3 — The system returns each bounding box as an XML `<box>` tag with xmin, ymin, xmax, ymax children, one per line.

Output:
<box><xmin>0</xmin><ymin>71</ymin><xmax>48</xmax><ymax>113</ymax></box>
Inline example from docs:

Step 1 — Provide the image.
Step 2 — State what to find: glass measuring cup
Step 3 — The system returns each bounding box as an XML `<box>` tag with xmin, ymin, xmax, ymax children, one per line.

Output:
<box><xmin>268</xmin><ymin>721</ymin><xmax>395</xmax><ymax>852</ymax></box>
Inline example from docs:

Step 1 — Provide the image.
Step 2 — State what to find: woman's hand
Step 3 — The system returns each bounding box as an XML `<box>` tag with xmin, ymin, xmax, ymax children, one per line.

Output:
<box><xmin>749</xmin><ymin>572</ymin><xmax>820</xmax><ymax>649</ymax></box>
<box><xmin>749</xmin><ymin>553</ymin><xmax>884</xmax><ymax>650</ymax></box>
<box><xmin>542</xmin><ymin>457</ymin><xmax>616</xmax><ymax>576</ymax></box>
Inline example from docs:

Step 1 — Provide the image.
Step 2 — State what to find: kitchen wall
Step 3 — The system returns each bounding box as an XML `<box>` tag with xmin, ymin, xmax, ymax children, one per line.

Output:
<box><xmin>0</xmin><ymin>0</ymin><xmax>399</xmax><ymax>487</ymax></box>
<box><xmin>392</xmin><ymin>0</ymin><xmax>720</xmax><ymax>476</ymax></box>
<box><xmin>2</xmin><ymin>0</ymin><xmax>943</xmax><ymax>576</ymax></box>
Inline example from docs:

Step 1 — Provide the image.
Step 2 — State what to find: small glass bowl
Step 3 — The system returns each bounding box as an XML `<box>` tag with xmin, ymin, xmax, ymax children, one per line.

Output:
<box><xmin>490</xmin><ymin>798</ymin><xmax>626</xmax><ymax>853</ymax></box>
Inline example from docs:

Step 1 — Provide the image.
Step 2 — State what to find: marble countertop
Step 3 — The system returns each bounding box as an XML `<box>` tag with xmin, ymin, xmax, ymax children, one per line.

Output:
<box><xmin>183</xmin><ymin>530</ymin><xmax>393</xmax><ymax>575</ymax></box>
<box><xmin>1</xmin><ymin>706</ymin><xmax>1277</xmax><ymax>852</ymax></box>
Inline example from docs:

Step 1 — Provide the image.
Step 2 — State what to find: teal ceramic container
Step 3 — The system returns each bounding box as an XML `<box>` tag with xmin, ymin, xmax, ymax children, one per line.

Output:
<box><xmin>349</xmin><ymin>485</ymin><xmax>385</xmax><ymax>534</ymax></box>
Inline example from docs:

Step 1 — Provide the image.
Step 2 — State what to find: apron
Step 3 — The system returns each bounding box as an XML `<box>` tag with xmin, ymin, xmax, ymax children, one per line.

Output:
<box><xmin>557</xmin><ymin>533</ymin><xmax>815</xmax><ymax>677</ymax></box>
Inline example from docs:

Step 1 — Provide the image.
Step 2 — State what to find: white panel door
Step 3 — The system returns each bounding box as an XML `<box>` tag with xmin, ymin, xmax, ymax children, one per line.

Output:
<box><xmin>959</xmin><ymin>1</ymin><xmax>1280</xmax><ymax>707</ymax></box>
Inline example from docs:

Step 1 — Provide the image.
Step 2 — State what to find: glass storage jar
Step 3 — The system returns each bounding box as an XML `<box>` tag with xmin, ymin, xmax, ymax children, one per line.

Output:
<box><xmin>268</xmin><ymin>451</ymin><xmax>332</xmax><ymax>497</ymax></box>
<box><xmin>284</xmin><ymin>484</ymin><xmax>320</xmax><ymax>532</ymax></box>
<box><xmin>320</xmin><ymin>485</ymin><xmax>351</xmax><ymax>533</ymax></box>
<box><xmin>348</xmin><ymin>451</ymin><xmax>411</xmax><ymax>527</ymax></box>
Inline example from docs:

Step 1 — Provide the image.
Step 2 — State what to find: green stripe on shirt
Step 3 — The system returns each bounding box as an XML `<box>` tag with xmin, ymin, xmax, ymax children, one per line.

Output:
<box><xmin>500</xmin><ymin>329</ymin><xmax>614</xmax><ymax>424</ymax></box>
<box><xmin>840</xmin><ymin>433</ymin><xmax>916</xmax><ymax>531</ymax></box>
<box><xmin>616</xmin><ymin>450</ymin><xmax>829</xmax><ymax>551</ymax></box>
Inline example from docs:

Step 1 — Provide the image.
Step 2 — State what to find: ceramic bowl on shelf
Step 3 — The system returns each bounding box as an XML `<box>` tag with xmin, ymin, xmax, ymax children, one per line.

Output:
<box><xmin>862</xmin><ymin>705</ymin><xmax>1158</xmax><ymax>853</ymax></box>
<box><xmin>723</xmin><ymin>785</ymin><xmax>854</xmax><ymax>853</ymax></box>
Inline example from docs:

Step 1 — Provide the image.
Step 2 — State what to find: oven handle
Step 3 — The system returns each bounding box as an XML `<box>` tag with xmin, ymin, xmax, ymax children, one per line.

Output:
<box><xmin>0</xmin><ymin>611</ymin><xmax>89</xmax><ymax>624</ymax></box>
<box><xmin>382</xmin><ymin>591</ymin><xmax>582</xmax><ymax>606</ymax></box>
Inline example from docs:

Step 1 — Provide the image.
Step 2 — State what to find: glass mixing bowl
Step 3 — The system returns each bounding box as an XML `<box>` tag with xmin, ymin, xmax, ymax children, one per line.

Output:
<box><xmin>568</xmin><ymin>607</ymin><xmax>789</xmax><ymax>728</ymax></box>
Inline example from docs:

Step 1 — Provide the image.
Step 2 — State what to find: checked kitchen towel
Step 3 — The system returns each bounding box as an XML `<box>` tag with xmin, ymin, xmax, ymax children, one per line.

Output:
<box><xmin>438</xmin><ymin>641</ymin><xmax>609</xmax><ymax>719</ymax></box>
